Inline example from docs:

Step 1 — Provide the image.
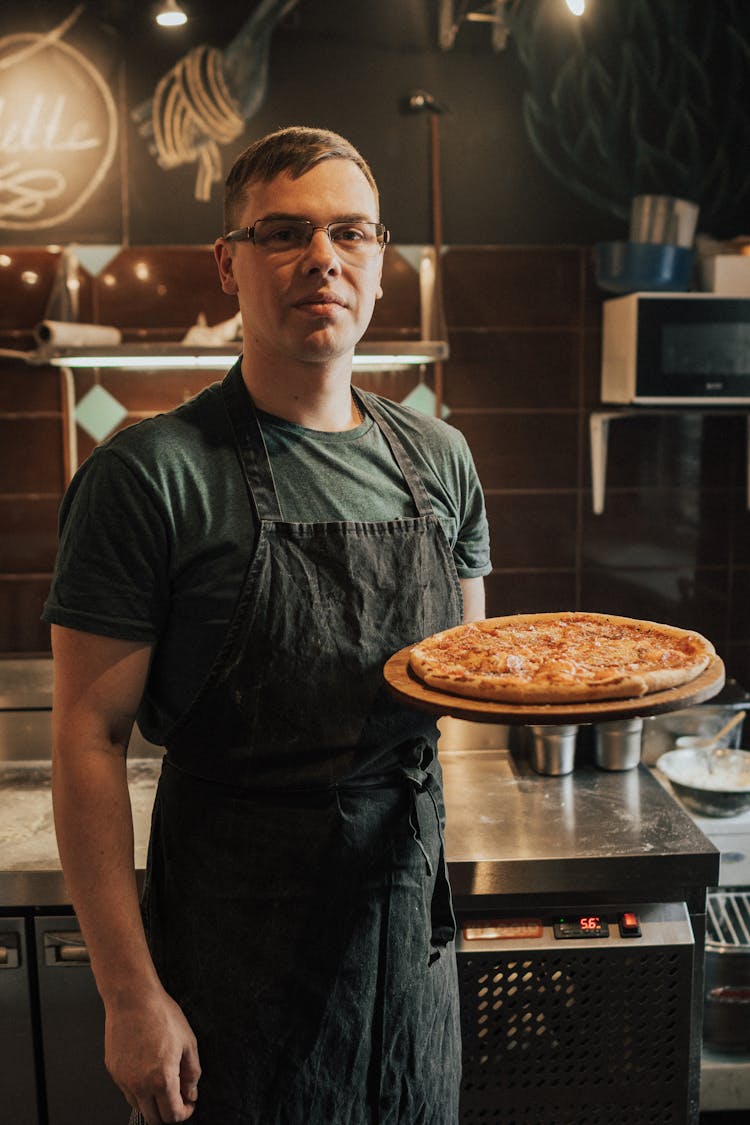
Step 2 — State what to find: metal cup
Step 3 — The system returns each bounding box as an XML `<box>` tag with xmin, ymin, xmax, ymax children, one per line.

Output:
<box><xmin>529</xmin><ymin>724</ymin><xmax>577</xmax><ymax>776</ymax></box>
<box><xmin>594</xmin><ymin>717</ymin><xmax>643</xmax><ymax>771</ymax></box>
<box><xmin>629</xmin><ymin>194</ymin><xmax>699</xmax><ymax>248</ymax></box>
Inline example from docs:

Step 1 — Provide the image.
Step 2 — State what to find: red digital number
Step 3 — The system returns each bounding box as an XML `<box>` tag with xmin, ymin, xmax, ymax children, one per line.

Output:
<box><xmin>581</xmin><ymin>916</ymin><xmax>600</xmax><ymax>930</ymax></box>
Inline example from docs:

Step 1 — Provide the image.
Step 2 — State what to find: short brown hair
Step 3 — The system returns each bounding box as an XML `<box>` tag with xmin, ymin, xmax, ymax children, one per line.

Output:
<box><xmin>222</xmin><ymin>126</ymin><xmax>379</xmax><ymax>234</ymax></box>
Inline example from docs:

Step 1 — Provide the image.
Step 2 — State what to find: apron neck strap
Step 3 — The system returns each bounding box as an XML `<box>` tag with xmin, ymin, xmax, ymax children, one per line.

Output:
<box><xmin>352</xmin><ymin>389</ymin><xmax>436</xmax><ymax>518</ymax></box>
<box><xmin>221</xmin><ymin>364</ymin><xmax>282</xmax><ymax>521</ymax></box>
<box><xmin>221</xmin><ymin>364</ymin><xmax>437</xmax><ymax>521</ymax></box>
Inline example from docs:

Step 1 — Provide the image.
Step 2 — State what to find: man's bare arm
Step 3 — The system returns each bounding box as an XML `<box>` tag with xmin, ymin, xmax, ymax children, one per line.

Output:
<box><xmin>50</xmin><ymin>625</ymin><xmax>200</xmax><ymax>1125</ymax></box>
<box><xmin>460</xmin><ymin>576</ymin><xmax>486</xmax><ymax>624</ymax></box>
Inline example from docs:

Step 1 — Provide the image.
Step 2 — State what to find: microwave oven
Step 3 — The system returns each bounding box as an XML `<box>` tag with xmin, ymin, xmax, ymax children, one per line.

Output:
<box><xmin>600</xmin><ymin>292</ymin><xmax>750</xmax><ymax>405</ymax></box>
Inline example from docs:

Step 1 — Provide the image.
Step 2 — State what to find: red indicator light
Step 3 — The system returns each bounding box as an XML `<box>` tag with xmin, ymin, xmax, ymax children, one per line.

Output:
<box><xmin>619</xmin><ymin>911</ymin><xmax>642</xmax><ymax>937</ymax></box>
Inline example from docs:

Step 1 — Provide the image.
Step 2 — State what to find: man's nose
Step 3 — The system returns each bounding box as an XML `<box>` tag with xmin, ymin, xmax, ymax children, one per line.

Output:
<box><xmin>302</xmin><ymin>229</ymin><xmax>341</xmax><ymax>272</ymax></box>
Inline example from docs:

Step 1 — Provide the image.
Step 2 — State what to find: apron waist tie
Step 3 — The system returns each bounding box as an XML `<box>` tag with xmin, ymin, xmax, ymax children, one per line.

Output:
<box><xmin>162</xmin><ymin>758</ymin><xmax>457</xmax><ymax>947</ymax></box>
<box><xmin>397</xmin><ymin>765</ymin><xmax>457</xmax><ymax>949</ymax></box>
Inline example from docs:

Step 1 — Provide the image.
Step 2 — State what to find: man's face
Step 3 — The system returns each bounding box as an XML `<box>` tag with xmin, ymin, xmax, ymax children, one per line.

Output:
<box><xmin>214</xmin><ymin>159</ymin><xmax>384</xmax><ymax>369</ymax></box>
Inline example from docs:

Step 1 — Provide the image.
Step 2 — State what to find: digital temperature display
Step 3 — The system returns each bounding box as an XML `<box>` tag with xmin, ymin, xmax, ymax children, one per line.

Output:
<box><xmin>554</xmin><ymin>915</ymin><xmax>610</xmax><ymax>939</ymax></box>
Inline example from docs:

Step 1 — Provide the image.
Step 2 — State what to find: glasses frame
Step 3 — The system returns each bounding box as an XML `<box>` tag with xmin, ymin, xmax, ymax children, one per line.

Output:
<box><xmin>223</xmin><ymin>219</ymin><xmax>390</xmax><ymax>252</ymax></box>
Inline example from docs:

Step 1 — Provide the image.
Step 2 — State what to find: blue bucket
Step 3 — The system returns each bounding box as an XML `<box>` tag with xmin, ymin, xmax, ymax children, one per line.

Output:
<box><xmin>594</xmin><ymin>241</ymin><xmax>695</xmax><ymax>294</ymax></box>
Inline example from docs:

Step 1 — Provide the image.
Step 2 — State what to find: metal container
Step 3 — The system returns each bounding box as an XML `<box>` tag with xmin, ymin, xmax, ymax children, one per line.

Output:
<box><xmin>594</xmin><ymin>717</ymin><xmax>643</xmax><ymax>771</ymax></box>
<box><xmin>656</xmin><ymin>748</ymin><xmax>750</xmax><ymax>817</ymax></box>
<box><xmin>641</xmin><ymin>700</ymin><xmax>747</xmax><ymax>766</ymax></box>
<box><xmin>528</xmin><ymin>724</ymin><xmax>577</xmax><ymax>776</ymax></box>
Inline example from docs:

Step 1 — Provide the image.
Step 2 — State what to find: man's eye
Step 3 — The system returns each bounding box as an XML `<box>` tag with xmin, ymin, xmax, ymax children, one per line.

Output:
<box><xmin>265</xmin><ymin>225</ymin><xmax>306</xmax><ymax>245</ymax></box>
<box><xmin>333</xmin><ymin>226</ymin><xmax>367</xmax><ymax>242</ymax></box>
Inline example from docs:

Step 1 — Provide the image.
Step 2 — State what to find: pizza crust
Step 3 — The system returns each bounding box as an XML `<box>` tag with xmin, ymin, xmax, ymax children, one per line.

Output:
<box><xmin>408</xmin><ymin>611</ymin><xmax>715</xmax><ymax>705</ymax></box>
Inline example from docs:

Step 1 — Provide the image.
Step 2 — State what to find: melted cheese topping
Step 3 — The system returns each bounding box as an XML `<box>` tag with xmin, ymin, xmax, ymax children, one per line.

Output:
<box><xmin>417</xmin><ymin>614</ymin><xmax>705</xmax><ymax>685</ymax></box>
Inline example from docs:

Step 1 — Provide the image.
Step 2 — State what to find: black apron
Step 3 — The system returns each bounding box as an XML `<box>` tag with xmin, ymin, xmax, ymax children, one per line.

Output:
<box><xmin>132</xmin><ymin>366</ymin><xmax>464</xmax><ymax>1125</ymax></box>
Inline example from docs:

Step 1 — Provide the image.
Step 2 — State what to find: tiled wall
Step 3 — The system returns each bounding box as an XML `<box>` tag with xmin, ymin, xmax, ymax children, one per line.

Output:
<box><xmin>1</xmin><ymin>244</ymin><xmax>749</xmax><ymax>686</ymax></box>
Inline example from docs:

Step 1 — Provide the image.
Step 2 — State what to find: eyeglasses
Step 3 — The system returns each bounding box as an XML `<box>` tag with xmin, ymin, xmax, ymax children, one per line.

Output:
<box><xmin>223</xmin><ymin>218</ymin><xmax>389</xmax><ymax>258</ymax></box>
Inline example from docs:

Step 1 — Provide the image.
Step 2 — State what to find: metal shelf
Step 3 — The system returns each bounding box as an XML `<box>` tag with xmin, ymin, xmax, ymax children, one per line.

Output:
<box><xmin>28</xmin><ymin>339</ymin><xmax>449</xmax><ymax>372</ymax></box>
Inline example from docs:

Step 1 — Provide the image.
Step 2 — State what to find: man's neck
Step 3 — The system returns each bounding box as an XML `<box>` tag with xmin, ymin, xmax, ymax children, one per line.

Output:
<box><xmin>240</xmin><ymin>353</ymin><xmax>360</xmax><ymax>432</ymax></box>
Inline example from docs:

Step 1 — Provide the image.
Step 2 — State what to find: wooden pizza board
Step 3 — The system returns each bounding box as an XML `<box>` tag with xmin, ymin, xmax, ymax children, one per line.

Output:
<box><xmin>383</xmin><ymin>647</ymin><xmax>726</xmax><ymax>726</ymax></box>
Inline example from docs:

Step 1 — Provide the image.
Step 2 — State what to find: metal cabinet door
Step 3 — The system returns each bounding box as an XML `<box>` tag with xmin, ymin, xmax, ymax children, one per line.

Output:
<box><xmin>0</xmin><ymin>917</ymin><xmax>40</xmax><ymax>1125</ymax></box>
<box><xmin>34</xmin><ymin>915</ymin><xmax>127</xmax><ymax>1125</ymax></box>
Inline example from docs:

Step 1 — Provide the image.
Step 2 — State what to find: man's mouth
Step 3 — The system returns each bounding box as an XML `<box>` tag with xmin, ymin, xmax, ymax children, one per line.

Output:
<box><xmin>294</xmin><ymin>293</ymin><xmax>347</xmax><ymax>311</ymax></box>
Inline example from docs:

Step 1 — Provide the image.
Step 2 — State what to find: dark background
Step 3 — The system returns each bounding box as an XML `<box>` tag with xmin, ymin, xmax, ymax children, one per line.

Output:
<box><xmin>1</xmin><ymin>0</ymin><xmax>747</xmax><ymax>247</ymax></box>
<box><xmin>3</xmin><ymin>0</ymin><xmax>750</xmax><ymax>695</ymax></box>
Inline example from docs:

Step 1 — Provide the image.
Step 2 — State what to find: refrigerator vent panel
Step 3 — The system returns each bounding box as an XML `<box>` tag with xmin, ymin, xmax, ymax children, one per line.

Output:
<box><xmin>457</xmin><ymin>946</ymin><xmax>692</xmax><ymax>1124</ymax></box>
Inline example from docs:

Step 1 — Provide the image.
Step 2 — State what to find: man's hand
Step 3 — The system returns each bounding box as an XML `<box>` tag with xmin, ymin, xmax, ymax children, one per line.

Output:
<box><xmin>105</xmin><ymin>986</ymin><xmax>201</xmax><ymax>1124</ymax></box>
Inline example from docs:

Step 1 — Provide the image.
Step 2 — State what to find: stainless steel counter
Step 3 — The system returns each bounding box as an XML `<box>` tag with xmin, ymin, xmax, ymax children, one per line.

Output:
<box><xmin>0</xmin><ymin>746</ymin><xmax>719</xmax><ymax>910</ymax></box>
<box><xmin>441</xmin><ymin>749</ymin><xmax>720</xmax><ymax>906</ymax></box>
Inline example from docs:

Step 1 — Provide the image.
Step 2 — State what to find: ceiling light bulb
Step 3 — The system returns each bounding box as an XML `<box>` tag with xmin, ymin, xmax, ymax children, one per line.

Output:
<box><xmin>564</xmin><ymin>0</ymin><xmax>585</xmax><ymax>14</ymax></box>
<box><xmin>156</xmin><ymin>0</ymin><xmax>188</xmax><ymax>27</ymax></box>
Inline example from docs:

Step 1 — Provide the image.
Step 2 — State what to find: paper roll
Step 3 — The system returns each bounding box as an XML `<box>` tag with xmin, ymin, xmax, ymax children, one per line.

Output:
<box><xmin>34</xmin><ymin>321</ymin><xmax>122</xmax><ymax>348</ymax></box>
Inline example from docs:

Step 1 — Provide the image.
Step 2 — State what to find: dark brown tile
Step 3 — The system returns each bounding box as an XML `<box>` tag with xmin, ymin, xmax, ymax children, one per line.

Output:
<box><xmin>353</xmin><ymin>371</ymin><xmax>421</xmax><ymax>402</ymax></box>
<box><xmin>94</xmin><ymin>248</ymin><xmax>238</xmax><ymax>331</ymax></box>
<box><xmin>582</xmin><ymin>328</ymin><xmax>603</xmax><ymax>409</ymax></box>
<box><xmin>0</xmin><ymin>419</ymin><xmax>64</xmax><ymax>494</ymax></box>
<box><xmin>724</xmin><ymin>643</ymin><xmax>750</xmax><ymax>691</ymax></box>
<box><xmin>0</xmin><ymin>249</ymin><xmax>63</xmax><ymax>331</ymax></box>
<box><xmin>0</xmin><ymin>577</ymin><xmax>52</xmax><ymax>654</ymax></box>
<box><xmin>729</xmin><ymin>568</ymin><xmax>750</xmax><ymax>641</ymax></box>
<box><xmin>586</xmin><ymin>411</ymin><xmax>737</xmax><ymax>490</ymax></box>
<box><xmin>484</xmin><ymin>492</ymin><xmax>578</xmax><ymax>569</ymax></box>
<box><xmin>485</xmin><ymin>570</ymin><xmax>577</xmax><ymax>617</ymax></box>
<box><xmin>368</xmin><ymin>248</ymin><xmax>420</xmax><ymax>332</ymax></box>
<box><xmin>454</xmin><ymin>412</ymin><xmax>579</xmax><ymax>490</ymax></box>
<box><xmin>443</xmin><ymin>248</ymin><xmax>583</xmax><ymax>329</ymax></box>
<box><xmin>582</xmin><ymin>489</ymin><xmax>731</xmax><ymax>569</ymax></box>
<box><xmin>444</xmin><ymin>330</ymin><xmax>580</xmax><ymax>410</ymax></box>
<box><xmin>0</xmin><ymin>499</ymin><xmax>60</xmax><ymax>572</ymax></box>
<box><xmin>74</xmin><ymin>433</ymin><xmax>98</xmax><ymax>467</ymax></box>
<box><xmin>580</xmin><ymin>566</ymin><xmax>728</xmax><ymax>642</ymax></box>
<box><xmin>0</xmin><ymin>248</ymin><xmax>94</xmax><ymax>331</ymax></box>
<box><xmin>730</xmin><ymin>490</ymin><xmax>750</xmax><ymax>566</ymax></box>
<box><xmin>0</xmin><ymin>329</ymin><xmax>36</xmax><ymax>350</ymax></box>
<box><xmin>0</xmin><ymin>362</ymin><xmax>63</xmax><ymax>412</ymax></box>
<box><xmin>99</xmin><ymin>371</ymin><xmax>223</xmax><ymax>414</ymax></box>
<box><xmin>582</xmin><ymin>252</ymin><xmax>607</xmax><ymax>329</ymax></box>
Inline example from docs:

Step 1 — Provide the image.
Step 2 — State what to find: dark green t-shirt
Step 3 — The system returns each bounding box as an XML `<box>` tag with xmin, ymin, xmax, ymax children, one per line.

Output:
<box><xmin>43</xmin><ymin>371</ymin><xmax>491</xmax><ymax>741</ymax></box>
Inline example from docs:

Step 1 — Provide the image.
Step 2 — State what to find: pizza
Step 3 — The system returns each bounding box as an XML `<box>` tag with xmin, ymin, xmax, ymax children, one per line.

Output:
<box><xmin>408</xmin><ymin>611</ymin><xmax>715</xmax><ymax>704</ymax></box>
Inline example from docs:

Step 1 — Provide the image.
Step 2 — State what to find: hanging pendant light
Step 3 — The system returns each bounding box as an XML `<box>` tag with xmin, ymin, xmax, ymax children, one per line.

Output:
<box><xmin>564</xmin><ymin>0</ymin><xmax>585</xmax><ymax>14</ymax></box>
<box><xmin>155</xmin><ymin>0</ymin><xmax>188</xmax><ymax>28</ymax></box>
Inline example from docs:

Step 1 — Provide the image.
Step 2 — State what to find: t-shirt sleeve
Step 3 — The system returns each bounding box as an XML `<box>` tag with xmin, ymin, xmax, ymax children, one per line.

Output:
<box><xmin>42</xmin><ymin>447</ymin><xmax>170</xmax><ymax>642</ymax></box>
<box><xmin>451</xmin><ymin>434</ymin><xmax>492</xmax><ymax>580</ymax></box>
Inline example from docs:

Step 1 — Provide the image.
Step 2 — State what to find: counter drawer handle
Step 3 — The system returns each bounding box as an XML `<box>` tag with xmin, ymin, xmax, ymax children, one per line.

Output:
<box><xmin>43</xmin><ymin>931</ymin><xmax>90</xmax><ymax>965</ymax></box>
<box><xmin>0</xmin><ymin>935</ymin><xmax>20</xmax><ymax>969</ymax></box>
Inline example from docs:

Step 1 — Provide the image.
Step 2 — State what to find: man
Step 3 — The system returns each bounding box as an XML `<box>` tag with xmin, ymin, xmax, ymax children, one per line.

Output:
<box><xmin>45</xmin><ymin>126</ymin><xmax>491</xmax><ymax>1125</ymax></box>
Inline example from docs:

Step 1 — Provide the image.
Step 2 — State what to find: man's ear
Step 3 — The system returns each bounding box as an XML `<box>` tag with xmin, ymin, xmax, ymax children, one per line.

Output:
<box><xmin>214</xmin><ymin>239</ymin><xmax>238</xmax><ymax>295</ymax></box>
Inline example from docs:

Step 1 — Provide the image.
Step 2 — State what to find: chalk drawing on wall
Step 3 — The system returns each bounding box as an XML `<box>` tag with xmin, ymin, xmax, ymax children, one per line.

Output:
<box><xmin>510</xmin><ymin>0</ymin><xmax>750</xmax><ymax>232</ymax></box>
<box><xmin>0</xmin><ymin>4</ymin><xmax>118</xmax><ymax>231</ymax></box>
<box><xmin>133</xmin><ymin>0</ymin><xmax>300</xmax><ymax>202</ymax></box>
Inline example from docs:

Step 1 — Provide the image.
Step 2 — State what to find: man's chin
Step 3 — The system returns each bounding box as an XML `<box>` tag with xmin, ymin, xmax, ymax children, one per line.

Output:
<box><xmin>295</xmin><ymin>329</ymin><xmax>359</xmax><ymax>366</ymax></box>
